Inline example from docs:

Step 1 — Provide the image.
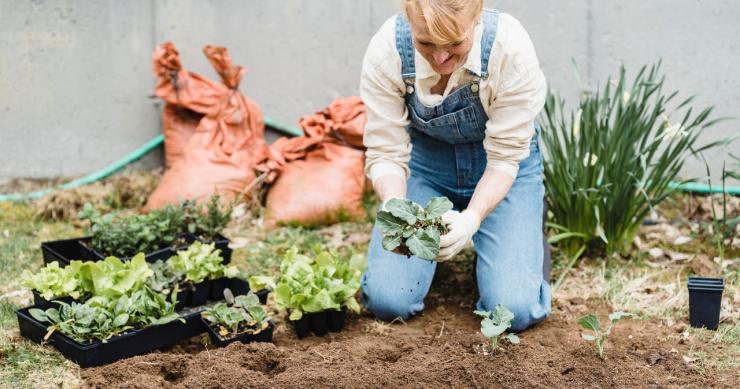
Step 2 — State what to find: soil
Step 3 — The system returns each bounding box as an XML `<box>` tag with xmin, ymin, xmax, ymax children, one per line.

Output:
<box><xmin>80</xmin><ymin>260</ymin><xmax>737</xmax><ymax>388</ymax></box>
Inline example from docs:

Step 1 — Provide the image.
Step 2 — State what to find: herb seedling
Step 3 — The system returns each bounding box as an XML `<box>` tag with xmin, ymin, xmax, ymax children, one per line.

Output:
<box><xmin>183</xmin><ymin>195</ymin><xmax>233</xmax><ymax>240</ymax></box>
<box><xmin>577</xmin><ymin>311</ymin><xmax>631</xmax><ymax>359</ymax></box>
<box><xmin>474</xmin><ymin>305</ymin><xmax>520</xmax><ymax>351</ymax></box>
<box><xmin>79</xmin><ymin>202</ymin><xmax>186</xmax><ymax>257</ymax></box>
<box><xmin>376</xmin><ymin>197</ymin><xmax>452</xmax><ymax>260</ymax></box>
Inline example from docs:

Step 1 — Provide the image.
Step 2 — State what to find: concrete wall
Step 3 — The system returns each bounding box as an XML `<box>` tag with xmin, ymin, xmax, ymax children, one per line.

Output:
<box><xmin>1</xmin><ymin>0</ymin><xmax>738</xmax><ymax>181</ymax></box>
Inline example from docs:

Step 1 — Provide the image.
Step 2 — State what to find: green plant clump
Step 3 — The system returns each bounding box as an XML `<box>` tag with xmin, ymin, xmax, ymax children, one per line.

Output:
<box><xmin>273</xmin><ymin>248</ymin><xmax>364</xmax><ymax>321</ymax></box>
<box><xmin>201</xmin><ymin>290</ymin><xmax>269</xmax><ymax>339</ymax></box>
<box><xmin>376</xmin><ymin>197</ymin><xmax>452</xmax><ymax>260</ymax></box>
<box><xmin>167</xmin><ymin>241</ymin><xmax>238</xmax><ymax>284</ymax></box>
<box><xmin>541</xmin><ymin>63</ymin><xmax>729</xmax><ymax>257</ymax></box>
<box><xmin>474</xmin><ymin>305</ymin><xmax>520</xmax><ymax>351</ymax></box>
<box><xmin>577</xmin><ymin>311</ymin><xmax>631</xmax><ymax>359</ymax></box>
<box><xmin>79</xmin><ymin>203</ymin><xmax>186</xmax><ymax>257</ymax></box>
<box><xmin>20</xmin><ymin>262</ymin><xmax>83</xmax><ymax>301</ymax></box>
<box><xmin>183</xmin><ymin>195</ymin><xmax>233</xmax><ymax>240</ymax></box>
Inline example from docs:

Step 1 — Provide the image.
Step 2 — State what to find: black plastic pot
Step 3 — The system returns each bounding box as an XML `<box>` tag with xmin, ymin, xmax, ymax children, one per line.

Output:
<box><xmin>209</xmin><ymin>277</ymin><xmax>231</xmax><ymax>301</ymax></box>
<box><xmin>173</xmin><ymin>284</ymin><xmax>193</xmax><ymax>312</ymax></box>
<box><xmin>41</xmin><ymin>237</ymin><xmax>97</xmax><ymax>265</ymax></box>
<box><xmin>187</xmin><ymin>232</ymin><xmax>232</xmax><ymax>264</ymax></box>
<box><xmin>292</xmin><ymin>310</ymin><xmax>347</xmax><ymax>338</ymax></box>
<box><xmin>188</xmin><ymin>280</ymin><xmax>212</xmax><ymax>306</ymax></box>
<box><xmin>203</xmin><ymin>320</ymin><xmax>274</xmax><ymax>347</ymax></box>
<box><xmin>32</xmin><ymin>292</ymin><xmax>75</xmax><ymax>310</ymax></box>
<box><xmin>688</xmin><ymin>276</ymin><xmax>724</xmax><ymax>330</ymax></box>
<box><xmin>327</xmin><ymin>310</ymin><xmax>346</xmax><ymax>332</ymax></box>
<box><xmin>293</xmin><ymin>315</ymin><xmax>312</xmax><ymax>339</ymax></box>
<box><xmin>16</xmin><ymin>307</ymin><xmax>207</xmax><ymax>368</ymax></box>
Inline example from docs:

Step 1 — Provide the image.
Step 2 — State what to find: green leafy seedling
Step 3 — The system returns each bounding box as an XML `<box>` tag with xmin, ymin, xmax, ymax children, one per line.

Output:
<box><xmin>376</xmin><ymin>197</ymin><xmax>452</xmax><ymax>260</ymax></box>
<box><xmin>474</xmin><ymin>305</ymin><xmax>520</xmax><ymax>351</ymax></box>
<box><xmin>577</xmin><ymin>311</ymin><xmax>631</xmax><ymax>359</ymax></box>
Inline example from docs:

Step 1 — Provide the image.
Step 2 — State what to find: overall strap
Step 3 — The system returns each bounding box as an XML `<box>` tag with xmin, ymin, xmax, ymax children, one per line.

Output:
<box><xmin>395</xmin><ymin>14</ymin><xmax>416</xmax><ymax>85</ymax></box>
<box><xmin>479</xmin><ymin>9</ymin><xmax>500</xmax><ymax>80</ymax></box>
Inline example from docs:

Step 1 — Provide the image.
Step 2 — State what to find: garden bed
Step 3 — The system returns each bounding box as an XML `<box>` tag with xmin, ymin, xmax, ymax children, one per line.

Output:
<box><xmin>80</xmin><ymin>269</ymin><xmax>735</xmax><ymax>388</ymax></box>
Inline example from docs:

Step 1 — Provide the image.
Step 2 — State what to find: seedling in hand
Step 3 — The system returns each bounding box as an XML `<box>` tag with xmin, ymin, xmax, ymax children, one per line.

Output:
<box><xmin>376</xmin><ymin>197</ymin><xmax>452</xmax><ymax>260</ymax></box>
<box><xmin>577</xmin><ymin>311</ymin><xmax>631</xmax><ymax>359</ymax></box>
<box><xmin>474</xmin><ymin>305</ymin><xmax>520</xmax><ymax>351</ymax></box>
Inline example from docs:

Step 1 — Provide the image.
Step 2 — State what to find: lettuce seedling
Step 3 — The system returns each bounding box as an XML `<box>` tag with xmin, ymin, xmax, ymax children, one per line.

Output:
<box><xmin>75</xmin><ymin>254</ymin><xmax>153</xmax><ymax>302</ymax></box>
<box><xmin>577</xmin><ymin>311</ymin><xmax>631</xmax><ymax>359</ymax></box>
<box><xmin>201</xmin><ymin>290</ymin><xmax>269</xmax><ymax>339</ymax></box>
<box><xmin>167</xmin><ymin>242</ymin><xmax>238</xmax><ymax>284</ymax></box>
<box><xmin>376</xmin><ymin>197</ymin><xmax>452</xmax><ymax>260</ymax></box>
<box><xmin>273</xmin><ymin>248</ymin><xmax>364</xmax><ymax>321</ymax></box>
<box><xmin>21</xmin><ymin>261</ymin><xmax>83</xmax><ymax>301</ymax></box>
<box><xmin>474</xmin><ymin>305</ymin><xmax>520</xmax><ymax>351</ymax></box>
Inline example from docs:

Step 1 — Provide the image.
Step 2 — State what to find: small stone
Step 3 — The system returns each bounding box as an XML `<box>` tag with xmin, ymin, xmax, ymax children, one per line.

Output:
<box><xmin>674</xmin><ymin>236</ymin><xmax>692</xmax><ymax>245</ymax></box>
<box><xmin>648</xmin><ymin>248</ymin><xmax>665</xmax><ymax>258</ymax></box>
<box><xmin>561</xmin><ymin>366</ymin><xmax>575</xmax><ymax>375</ymax></box>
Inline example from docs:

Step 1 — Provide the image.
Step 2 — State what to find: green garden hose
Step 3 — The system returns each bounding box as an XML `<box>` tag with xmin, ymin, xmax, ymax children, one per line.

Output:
<box><xmin>0</xmin><ymin>119</ymin><xmax>737</xmax><ymax>202</ymax></box>
<box><xmin>0</xmin><ymin>117</ymin><xmax>303</xmax><ymax>202</ymax></box>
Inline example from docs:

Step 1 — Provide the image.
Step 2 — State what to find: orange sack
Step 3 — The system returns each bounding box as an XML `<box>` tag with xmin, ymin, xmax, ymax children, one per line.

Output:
<box><xmin>144</xmin><ymin>43</ymin><xmax>266</xmax><ymax>211</ymax></box>
<box><xmin>256</xmin><ymin>97</ymin><xmax>368</xmax><ymax>228</ymax></box>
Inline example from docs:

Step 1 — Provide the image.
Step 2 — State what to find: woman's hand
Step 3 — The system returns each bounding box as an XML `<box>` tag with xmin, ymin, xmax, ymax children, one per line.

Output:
<box><xmin>437</xmin><ymin>209</ymin><xmax>481</xmax><ymax>261</ymax></box>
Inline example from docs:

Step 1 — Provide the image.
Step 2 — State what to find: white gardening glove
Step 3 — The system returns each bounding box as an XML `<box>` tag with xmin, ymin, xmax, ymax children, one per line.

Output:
<box><xmin>437</xmin><ymin>209</ymin><xmax>481</xmax><ymax>261</ymax></box>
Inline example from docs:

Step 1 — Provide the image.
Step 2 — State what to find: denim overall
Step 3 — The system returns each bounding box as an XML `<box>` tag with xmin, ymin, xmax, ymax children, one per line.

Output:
<box><xmin>361</xmin><ymin>9</ymin><xmax>551</xmax><ymax>331</ymax></box>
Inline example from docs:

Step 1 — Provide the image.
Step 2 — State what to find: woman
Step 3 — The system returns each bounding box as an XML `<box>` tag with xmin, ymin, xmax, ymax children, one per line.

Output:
<box><xmin>360</xmin><ymin>0</ymin><xmax>550</xmax><ymax>331</ymax></box>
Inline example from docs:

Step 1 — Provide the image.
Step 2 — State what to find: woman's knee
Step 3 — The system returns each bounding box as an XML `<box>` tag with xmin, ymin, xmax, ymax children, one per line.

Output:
<box><xmin>361</xmin><ymin>278</ymin><xmax>424</xmax><ymax>322</ymax></box>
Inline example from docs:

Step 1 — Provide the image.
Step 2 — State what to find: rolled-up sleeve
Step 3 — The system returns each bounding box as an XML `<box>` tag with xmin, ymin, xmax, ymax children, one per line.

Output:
<box><xmin>482</xmin><ymin>17</ymin><xmax>547</xmax><ymax>178</ymax></box>
<box><xmin>360</xmin><ymin>18</ymin><xmax>412</xmax><ymax>183</ymax></box>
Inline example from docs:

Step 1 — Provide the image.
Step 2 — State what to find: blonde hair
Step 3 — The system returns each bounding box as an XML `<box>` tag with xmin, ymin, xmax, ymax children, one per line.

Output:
<box><xmin>402</xmin><ymin>0</ymin><xmax>484</xmax><ymax>45</ymax></box>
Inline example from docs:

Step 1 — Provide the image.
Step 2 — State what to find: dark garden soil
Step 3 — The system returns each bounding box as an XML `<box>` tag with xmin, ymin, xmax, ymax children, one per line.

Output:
<box><xmin>80</xmin><ymin>260</ymin><xmax>737</xmax><ymax>389</ymax></box>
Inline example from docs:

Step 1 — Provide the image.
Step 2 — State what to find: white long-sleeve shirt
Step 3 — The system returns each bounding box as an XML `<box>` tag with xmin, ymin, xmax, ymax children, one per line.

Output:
<box><xmin>360</xmin><ymin>12</ymin><xmax>547</xmax><ymax>182</ymax></box>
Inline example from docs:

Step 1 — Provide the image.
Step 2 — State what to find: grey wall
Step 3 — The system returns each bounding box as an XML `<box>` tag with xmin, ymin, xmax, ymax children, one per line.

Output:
<box><xmin>1</xmin><ymin>0</ymin><xmax>738</xmax><ymax>181</ymax></box>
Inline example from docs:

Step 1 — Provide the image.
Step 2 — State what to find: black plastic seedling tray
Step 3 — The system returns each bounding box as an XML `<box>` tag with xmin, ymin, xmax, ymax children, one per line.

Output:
<box><xmin>227</xmin><ymin>278</ymin><xmax>269</xmax><ymax>305</ymax></box>
<box><xmin>688</xmin><ymin>276</ymin><xmax>724</xmax><ymax>330</ymax></box>
<box><xmin>203</xmin><ymin>320</ymin><xmax>275</xmax><ymax>347</ymax></box>
<box><xmin>41</xmin><ymin>237</ymin><xmax>97</xmax><ymax>265</ymax></box>
<box><xmin>32</xmin><ymin>292</ymin><xmax>75</xmax><ymax>310</ymax></box>
<box><xmin>292</xmin><ymin>309</ymin><xmax>347</xmax><ymax>338</ymax></box>
<box><xmin>16</xmin><ymin>307</ymin><xmax>207</xmax><ymax>368</ymax></box>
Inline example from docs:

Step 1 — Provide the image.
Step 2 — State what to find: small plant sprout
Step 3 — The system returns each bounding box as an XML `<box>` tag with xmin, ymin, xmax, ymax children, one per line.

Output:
<box><xmin>474</xmin><ymin>305</ymin><xmax>520</xmax><ymax>351</ymax></box>
<box><xmin>577</xmin><ymin>311</ymin><xmax>632</xmax><ymax>359</ymax></box>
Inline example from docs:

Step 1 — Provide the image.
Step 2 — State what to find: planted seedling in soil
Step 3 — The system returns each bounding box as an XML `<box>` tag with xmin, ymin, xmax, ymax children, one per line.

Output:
<box><xmin>474</xmin><ymin>305</ymin><xmax>520</xmax><ymax>351</ymax></box>
<box><xmin>376</xmin><ymin>197</ymin><xmax>452</xmax><ymax>260</ymax></box>
<box><xmin>201</xmin><ymin>289</ymin><xmax>270</xmax><ymax>340</ymax></box>
<box><xmin>577</xmin><ymin>311</ymin><xmax>631</xmax><ymax>359</ymax></box>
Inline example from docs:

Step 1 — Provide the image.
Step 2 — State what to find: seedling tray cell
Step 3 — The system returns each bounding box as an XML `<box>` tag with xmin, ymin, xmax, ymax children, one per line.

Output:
<box><xmin>203</xmin><ymin>320</ymin><xmax>274</xmax><ymax>347</ymax></box>
<box><xmin>41</xmin><ymin>237</ymin><xmax>97</xmax><ymax>265</ymax></box>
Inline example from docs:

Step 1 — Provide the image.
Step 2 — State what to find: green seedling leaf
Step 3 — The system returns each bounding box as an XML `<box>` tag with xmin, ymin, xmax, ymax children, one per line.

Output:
<box><xmin>406</xmin><ymin>229</ymin><xmax>438</xmax><ymax>260</ymax></box>
<box><xmin>425</xmin><ymin>197</ymin><xmax>453</xmax><ymax>219</ymax></box>
<box><xmin>385</xmin><ymin>198</ymin><xmax>419</xmax><ymax>225</ymax></box>
<box><xmin>577</xmin><ymin>314</ymin><xmax>601</xmax><ymax>332</ymax></box>
<box><xmin>382</xmin><ymin>234</ymin><xmax>401</xmax><ymax>251</ymax></box>
<box><xmin>506</xmin><ymin>333</ymin><xmax>520</xmax><ymax>344</ymax></box>
<box><xmin>376</xmin><ymin>211</ymin><xmax>405</xmax><ymax>235</ymax></box>
<box><xmin>608</xmin><ymin>311</ymin><xmax>632</xmax><ymax>323</ymax></box>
